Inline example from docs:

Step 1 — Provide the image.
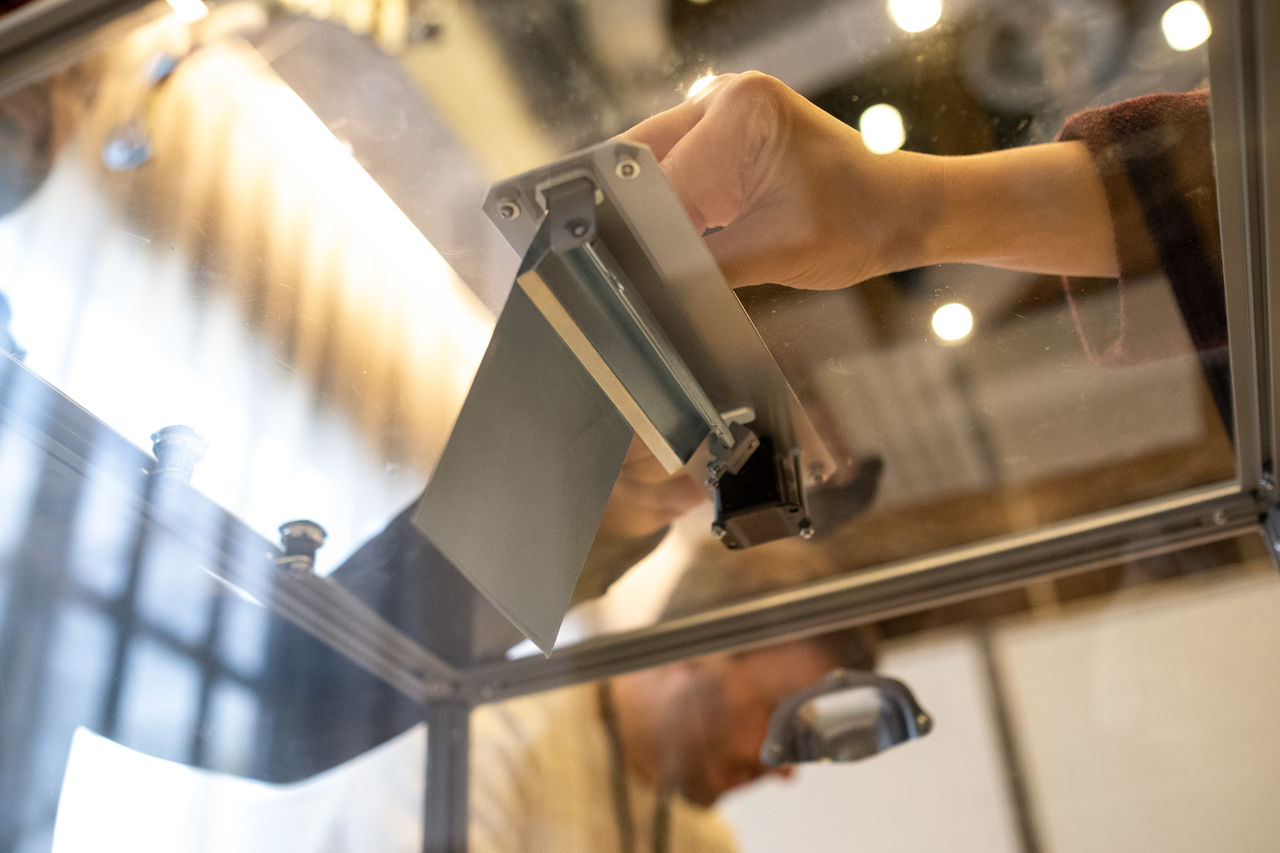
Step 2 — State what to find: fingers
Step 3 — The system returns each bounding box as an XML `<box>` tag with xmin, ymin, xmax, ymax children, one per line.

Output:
<box><xmin>618</xmin><ymin>73</ymin><xmax>735</xmax><ymax>160</ymax></box>
<box><xmin>597</xmin><ymin>436</ymin><xmax>707</xmax><ymax>539</ymax></box>
<box><xmin>659</xmin><ymin>72</ymin><xmax>791</xmax><ymax>238</ymax></box>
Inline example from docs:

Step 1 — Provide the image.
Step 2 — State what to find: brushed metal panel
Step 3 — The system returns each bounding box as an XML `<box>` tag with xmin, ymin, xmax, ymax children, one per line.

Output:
<box><xmin>412</xmin><ymin>286</ymin><xmax>632</xmax><ymax>654</ymax></box>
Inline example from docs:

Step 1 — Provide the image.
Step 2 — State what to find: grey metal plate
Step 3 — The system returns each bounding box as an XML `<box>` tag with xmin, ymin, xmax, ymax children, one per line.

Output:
<box><xmin>411</xmin><ymin>286</ymin><xmax>632</xmax><ymax>654</ymax></box>
<box><xmin>484</xmin><ymin>140</ymin><xmax>839</xmax><ymax>481</ymax></box>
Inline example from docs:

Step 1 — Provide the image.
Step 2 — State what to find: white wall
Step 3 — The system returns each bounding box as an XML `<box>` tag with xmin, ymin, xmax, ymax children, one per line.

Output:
<box><xmin>995</xmin><ymin>563</ymin><xmax>1280</xmax><ymax>853</ymax></box>
<box><xmin>718</xmin><ymin>556</ymin><xmax>1280</xmax><ymax>852</ymax></box>
<box><xmin>719</xmin><ymin>629</ymin><xmax>1022</xmax><ymax>853</ymax></box>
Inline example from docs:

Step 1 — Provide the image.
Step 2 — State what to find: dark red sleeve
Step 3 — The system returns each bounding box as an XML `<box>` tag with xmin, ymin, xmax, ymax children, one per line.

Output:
<box><xmin>1058</xmin><ymin>90</ymin><xmax>1226</xmax><ymax>357</ymax></box>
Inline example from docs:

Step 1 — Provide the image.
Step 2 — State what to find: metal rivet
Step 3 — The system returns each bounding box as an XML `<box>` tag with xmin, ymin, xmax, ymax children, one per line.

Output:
<box><xmin>615</xmin><ymin>158</ymin><xmax>640</xmax><ymax>180</ymax></box>
<box><xmin>567</xmin><ymin>218</ymin><xmax>589</xmax><ymax>237</ymax></box>
<box><xmin>798</xmin><ymin>520</ymin><xmax>815</xmax><ymax>540</ymax></box>
<box><xmin>497</xmin><ymin>199</ymin><xmax>520</xmax><ymax>220</ymax></box>
<box><xmin>149</xmin><ymin>425</ymin><xmax>207</xmax><ymax>482</ymax></box>
<box><xmin>277</xmin><ymin>519</ymin><xmax>327</xmax><ymax>573</ymax></box>
<box><xmin>1210</xmin><ymin>510</ymin><xmax>1228</xmax><ymax>527</ymax></box>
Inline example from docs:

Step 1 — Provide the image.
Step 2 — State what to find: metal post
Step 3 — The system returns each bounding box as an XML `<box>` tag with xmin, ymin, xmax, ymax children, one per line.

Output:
<box><xmin>423</xmin><ymin>698</ymin><xmax>471</xmax><ymax>853</ymax></box>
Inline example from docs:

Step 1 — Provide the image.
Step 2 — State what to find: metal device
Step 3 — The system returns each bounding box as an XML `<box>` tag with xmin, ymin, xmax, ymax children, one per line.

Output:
<box><xmin>413</xmin><ymin>139</ymin><xmax>831</xmax><ymax>653</ymax></box>
<box><xmin>760</xmin><ymin>669</ymin><xmax>933</xmax><ymax>766</ymax></box>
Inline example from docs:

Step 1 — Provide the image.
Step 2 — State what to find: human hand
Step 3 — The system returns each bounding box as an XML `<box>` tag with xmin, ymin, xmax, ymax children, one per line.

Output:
<box><xmin>596</xmin><ymin>435</ymin><xmax>706</xmax><ymax>540</ymax></box>
<box><xmin>621</xmin><ymin>72</ymin><xmax>941</xmax><ymax>291</ymax></box>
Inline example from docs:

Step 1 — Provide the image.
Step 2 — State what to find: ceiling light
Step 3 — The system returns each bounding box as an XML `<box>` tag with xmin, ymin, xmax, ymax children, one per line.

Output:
<box><xmin>888</xmin><ymin>0</ymin><xmax>942</xmax><ymax>34</ymax></box>
<box><xmin>166</xmin><ymin>0</ymin><xmax>208</xmax><ymax>22</ymax></box>
<box><xmin>1162</xmin><ymin>1</ymin><xmax>1210</xmax><ymax>51</ymax></box>
<box><xmin>858</xmin><ymin>104</ymin><xmax>906</xmax><ymax>155</ymax></box>
<box><xmin>931</xmin><ymin>302</ymin><xmax>973</xmax><ymax>341</ymax></box>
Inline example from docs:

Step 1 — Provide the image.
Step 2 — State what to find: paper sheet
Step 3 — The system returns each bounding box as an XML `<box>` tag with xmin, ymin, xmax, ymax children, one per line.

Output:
<box><xmin>52</xmin><ymin>725</ymin><xmax>426</xmax><ymax>853</ymax></box>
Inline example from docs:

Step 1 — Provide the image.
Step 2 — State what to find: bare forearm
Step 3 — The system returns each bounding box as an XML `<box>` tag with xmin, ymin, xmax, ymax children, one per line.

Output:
<box><xmin>915</xmin><ymin>141</ymin><xmax>1118</xmax><ymax>278</ymax></box>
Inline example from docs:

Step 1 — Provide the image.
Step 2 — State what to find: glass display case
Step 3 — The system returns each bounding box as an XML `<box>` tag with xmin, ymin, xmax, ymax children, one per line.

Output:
<box><xmin>1</xmin><ymin>0</ymin><xmax>1278</xmax><ymax>850</ymax></box>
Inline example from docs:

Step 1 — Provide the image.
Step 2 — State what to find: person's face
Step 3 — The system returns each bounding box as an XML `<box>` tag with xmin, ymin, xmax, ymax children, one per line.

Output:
<box><xmin>659</xmin><ymin>641</ymin><xmax>836</xmax><ymax>806</ymax></box>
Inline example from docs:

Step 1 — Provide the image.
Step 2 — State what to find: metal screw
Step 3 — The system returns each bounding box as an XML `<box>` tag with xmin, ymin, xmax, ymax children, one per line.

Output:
<box><xmin>497</xmin><ymin>199</ymin><xmax>520</xmax><ymax>220</ymax></box>
<box><xmin>277</xmin><ymin>519</ymin><xmax>327</xmax><ymax>573</ymax></box>
<box><xmin>1210</xmin><ymin>509</ymin><xmax>1228</xmax><ymax>527</ymax></box>
<box><xmin>797</xmin><ymin>520</ymin><xmax>815</xmax><ymax>540</ymax></box>
<box><xmin>149</xmin><ymin>425</ymin><xmax>207</xmax><ymax>482</ymax></box>
<box><xmin>615</xmin><ymin>158</ymin><xmax>640</xmax><ymax>180</ymax></box>
<box><xmin>566</xmin><ymin>218</ymin><xmax>589</xmax><ymax>238</ymax></box>
<box><xmin>711</xmin><ymin>522</ymin><xmax>726</xmax><ymax>540</ymax></box>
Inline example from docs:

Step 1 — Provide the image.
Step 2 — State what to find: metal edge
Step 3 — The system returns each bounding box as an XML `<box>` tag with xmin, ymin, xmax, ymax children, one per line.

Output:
<box><xmin>461</xmin><ymin>484</ymin><xmax>1259</xmax><ymax>702</ymax></box>
<box><xmin>1207</xmin><ymin>0</ymin><xmax>1269</xmax><ymax>489</ymax></box>
<box><xmin>484</xmin><ymin>141</ymin><xmax>836</xmax><ymax>477</ymax></box>
<box><xmin>0</xmin><ymin>354</ymin><xmax>461</xmax><ymax>699</ymax></box>
<box><xmin>0</xmin><ymin>0</ymin><xmax>157</xmax><ymax>96</ymax></box>
<box><xmin>1254</xmin><ymin>0</ymin><xmax>1280</xmax><ymax>488</ymax></box>
<box><xmin>517</xmin><ymin>262</ymin><xmax>685</xmax><ymax>472</ymax></box>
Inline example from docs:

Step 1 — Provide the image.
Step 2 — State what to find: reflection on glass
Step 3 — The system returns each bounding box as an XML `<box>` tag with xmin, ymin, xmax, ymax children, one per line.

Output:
<box><xmin>138</xmin><ymin>536</ymin><xmax>215</xmax><ymax>647</ymax></box>
<box><xmin>0</xmin><ymin>424</ymin><xmax>41</xmax><ymax>561</ymax></box>
<box><xmin>165</xmin><ymin>0</ymin><xmax>208</xmax><ymax>23</ymax></box>
<box><xmin>887</xmin><ymin>0</ymin><xmax>943</xmax><ymax>34</ymax></box>
<box><xmin>721</xmin><ymin>541</ymin><xmax>1280</xmax><ymax>851</ymax></box>
<box><xmin>930</xmin><ymin>302</ymin><xmax>973</xmax><ymax>342</ymax></box>
<box><xmin>857</xmin><ymin>103</ymin><xmax>906</xmax><ymax>154</ymax></box>
<box><xmin>15</xmin><ymin>606</ymin><xmax>115</xmax><ymax>843</ymax></box>
<box><xmin>761</xmin><ymin>670</ymin><xmax>932</xmax><ymax>766</ymax></box>
<box><xmin>207</xmin><ymin>680</ymin><xmax>259</xmax><ymax>776</ymax></box>
<box><xmin>0</xmin><ymin>19</ymin><xmax>495</xmax><ymax>571</ymax></box>
<box><xmin>687</xmin><ymin>73</ymin><xmax>717</xmax><ymax>99</ymax></box>
<box><xmin>217</xmin><ymin>590</ymin><xmax>269</xmax><ymax>680</ymax></box>
<box><xmin>118</xmin><ymin>636</ymin><xmax>201</xmax><ymax>762</ymax></box>
<box><xmin>1162</xmin><ymin>1</ymin><xmax>1211</xmax><ymax>51</ymax></box>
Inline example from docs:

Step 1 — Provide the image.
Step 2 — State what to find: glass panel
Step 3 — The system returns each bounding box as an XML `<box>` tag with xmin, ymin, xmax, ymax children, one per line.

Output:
<box><xmin>206</xmin><ymin>679</ymin><xmax>260</xmax><ymax>776</ymax></box>
<box><xmin>0</xmin><ymin>0</ymin><xmax>1260</xmax><ymax>850</ymax></box>
<box><xmin>471</xmin><ymin>540</ymin><xmax>1280</xmax><ymax>853</ymax></box>
<box><xmin>716</xmin><ymin>538</ymin><xmax>1280</xmax><ymax>853</ymax></box>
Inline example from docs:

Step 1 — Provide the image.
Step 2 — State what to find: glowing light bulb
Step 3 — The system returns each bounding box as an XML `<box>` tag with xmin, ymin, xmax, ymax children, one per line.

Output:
<box><xmin>687</xmin><ymin>73</ymin><xmax>717</xmax><ymax>99</ymax></box>
<box><xmin>858</xmin><ymin>104</ymin><xmax>906</xmax><ymax>155</ymax></box>
<box><xmin>1162</xmin><ymin>1</ymin><xmax>1210</xmax><ymax>51</ymax></box>
<box><xmin>888</xmin><ymin>0</ymin><xmax>942</xmax><ymax>33</ymax></box>
<box><xmin>932</xmin><ymin>303</ymin><xmax>973</xmax><ymax>341</ymax></box>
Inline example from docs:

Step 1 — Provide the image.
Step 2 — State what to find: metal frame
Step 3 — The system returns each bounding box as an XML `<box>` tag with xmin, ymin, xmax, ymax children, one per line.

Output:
<box><xmin>2</xmin><ymin>0</ymin><xmax>1278</xmax><ymax>851</ymax></box>
<box><xmin>0</xmin><ymin>353</ymin><xmax>462</xmax><ymax>705</ymax></box>
<box><xmin>0</xmin><ymin>0</ymin><xmax>158</xmax><ymax>97</ymax></box>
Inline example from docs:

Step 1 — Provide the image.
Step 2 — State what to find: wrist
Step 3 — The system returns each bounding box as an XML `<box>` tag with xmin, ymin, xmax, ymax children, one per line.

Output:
<box><xmin>868</xmin><ymin>148</ymin><xmax>950</xmax><ymax>276</ymax></box>
<box><xmin>916</xmin><ymin>142</ymin><xmax>1118</xmax><ymax>278</ymax></box>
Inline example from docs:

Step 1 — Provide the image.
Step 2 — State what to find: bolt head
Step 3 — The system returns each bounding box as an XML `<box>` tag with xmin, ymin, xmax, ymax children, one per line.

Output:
<box><xmin>567</xmin><ymin>218</ymin><xmax>589</xmax><ymax>238</ymax></box>
<box><xmin>497</xmin><ymin>199</ymin><xmax>520</xmax><ymax>220</ymax></box>
<box><xmin>615</xmin><ymin>158</ymin><xmax>640</xmax><ymax>180</ymax></box>
<box><xmin>797</xmin><ymin>520</ymin><xmax>815</xmax><ymax>540</ymax></box>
